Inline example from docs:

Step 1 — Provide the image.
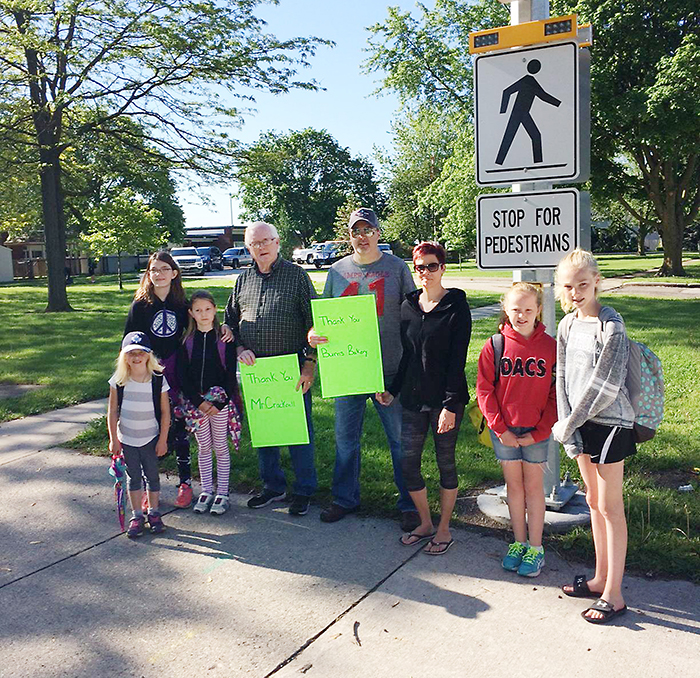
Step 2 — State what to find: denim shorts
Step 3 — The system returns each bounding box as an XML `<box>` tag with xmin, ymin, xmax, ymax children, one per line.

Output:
<box><xmin>489</xmin><ymin>426</ymin><xmax>549</xmax><ymax>464</ymax></box>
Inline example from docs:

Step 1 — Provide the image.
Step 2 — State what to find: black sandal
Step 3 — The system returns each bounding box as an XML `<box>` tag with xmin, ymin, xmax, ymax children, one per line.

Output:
<box><xmin>562</xmin><ymin>574</ymin><xmax>603</xmax><ymax>599</ymax></box>
<box><xmin>581</xmin><ymin>598</ymin><xmax>628</xmax><ymax>624</ymax></box>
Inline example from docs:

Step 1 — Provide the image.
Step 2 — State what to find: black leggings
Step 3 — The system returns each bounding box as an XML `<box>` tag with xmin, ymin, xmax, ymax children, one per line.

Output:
<box><xmin>401</xmin><ymin>405</ymin><xmax>464</xmax><ymax>492</ymax></box>
<box><xmin>140</xmin><ymin>404</ymin><xmax>190</xmax><ymax>487</ymax></box>
<box><xmin>169</xmin><ymin>413</ymin><xmax>191</xmax><ymax>484</ymax></box>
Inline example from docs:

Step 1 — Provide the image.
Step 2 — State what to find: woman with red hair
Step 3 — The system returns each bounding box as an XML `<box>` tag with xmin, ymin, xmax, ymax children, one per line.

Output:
<box><xmin>378</xmin><ymin>242</ymin><xmax>471</xmax><ymax>554</ymax></box>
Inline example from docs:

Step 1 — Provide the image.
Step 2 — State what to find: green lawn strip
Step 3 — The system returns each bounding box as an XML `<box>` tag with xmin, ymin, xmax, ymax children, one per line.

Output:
<box><xmin>439</xmin><ymin>252</ymin><xmax>700</xmax><ymax>280</ymax></box>
<box><xmin>0</xmin><ymin>279</ymin><xmax>500</xmax><ymax>422</ymax></box>
<box><xmin>68</xmin><ymin>294</ymin><xmax>700</xmax><ymax>582</ymax></box>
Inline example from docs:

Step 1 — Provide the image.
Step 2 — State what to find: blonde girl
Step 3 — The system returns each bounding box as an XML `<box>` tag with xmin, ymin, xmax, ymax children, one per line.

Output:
<box><xmin>177</xmin><ymin>290</ymin><xmax>241</xmax><ymax>516</ymax></box>
<box><xmin>553</xmin><ymin>249</ymin><xmax>636</xmax><ymax>624</ymax></box>
<box><xmin>108</xmin><ymin>332</ymin><xmax>170</xmax><ymax>537</ymax></box>
<box><xmin>476</xmin><ymin>283</ymin><xmax>557</xmax><ymax>577</ymax></box>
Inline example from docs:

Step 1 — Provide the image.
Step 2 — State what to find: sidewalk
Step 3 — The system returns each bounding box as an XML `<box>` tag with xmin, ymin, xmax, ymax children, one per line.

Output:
<box><xmin>0</xmin><ymin>403</ymin><xmax>698</xmax><ymax>678</ymax></box>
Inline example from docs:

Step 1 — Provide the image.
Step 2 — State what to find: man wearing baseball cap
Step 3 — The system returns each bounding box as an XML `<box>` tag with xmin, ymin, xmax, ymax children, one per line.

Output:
<box><xmin>309</xmin><ymin>208</ymin><xmax>419</xmax><ymax>530</ymax></box>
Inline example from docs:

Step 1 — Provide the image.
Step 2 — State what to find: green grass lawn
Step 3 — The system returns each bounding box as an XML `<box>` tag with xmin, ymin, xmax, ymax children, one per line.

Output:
<box><xmin>1</xmin><ymin>277</ymin><xmax>698</xmax><ymax>581</ymax></box>
<box><xmin>440</xmin><ymin>251</ymin><xmax>700</xmax><ymax>283</ymax></box>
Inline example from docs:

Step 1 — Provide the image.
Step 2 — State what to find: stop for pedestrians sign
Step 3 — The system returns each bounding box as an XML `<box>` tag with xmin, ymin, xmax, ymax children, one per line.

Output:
<box><xmin>477</xmin><ymin>189</ymin><xmax>580</xmax><ymax>270</ymax></box>
<box><xmin>475</xmin><ymin>41</ymin><xmax>589</xmax><ymax>186</ymax></box>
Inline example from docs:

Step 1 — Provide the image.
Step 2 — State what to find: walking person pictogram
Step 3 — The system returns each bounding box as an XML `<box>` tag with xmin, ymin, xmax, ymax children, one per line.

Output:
<box><xmin>495</xmin><ymin>59</ymin><xmax>561</xmax><ymax>166</ymax></box>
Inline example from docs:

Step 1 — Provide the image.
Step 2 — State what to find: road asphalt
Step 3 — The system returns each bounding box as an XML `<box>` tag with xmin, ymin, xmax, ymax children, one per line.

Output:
<box><xmin>0</xmin><ymin>401</ymin><xmax>698</xmax><ymax>678</ymax></box>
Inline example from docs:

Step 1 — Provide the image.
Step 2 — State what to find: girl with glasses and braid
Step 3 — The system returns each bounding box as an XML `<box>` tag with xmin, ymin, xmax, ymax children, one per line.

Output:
<box><xmin>124</xmin><ymin>251</ymin><xmax>194</xmax><ymax>509</ymax></box>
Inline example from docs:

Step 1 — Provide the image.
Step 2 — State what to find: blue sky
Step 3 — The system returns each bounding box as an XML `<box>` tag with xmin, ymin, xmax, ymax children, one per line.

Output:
<box><xmin>180</xmin><ymin>0</ymin><xmax>427</xmax><ymax>227</ymax></box>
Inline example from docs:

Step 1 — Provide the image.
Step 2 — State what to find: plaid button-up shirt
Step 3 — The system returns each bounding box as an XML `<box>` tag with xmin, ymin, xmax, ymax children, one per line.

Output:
<box><xmin>225</xmin><ymin>256</ymin><xmax>316</xmax><ymax>358</ymax></box>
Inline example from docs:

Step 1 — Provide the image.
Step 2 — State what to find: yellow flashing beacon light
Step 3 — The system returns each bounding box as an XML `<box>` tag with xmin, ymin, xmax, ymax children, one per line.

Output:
<box><xmin>469</xmin><ymin>14</ymin><xmax>589</xmax><ymax>54</ymax></box>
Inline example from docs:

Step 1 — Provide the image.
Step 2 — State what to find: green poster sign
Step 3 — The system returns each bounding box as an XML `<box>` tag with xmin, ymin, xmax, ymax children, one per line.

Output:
<box><xmin>312</xmin><ymin>295</ymin><xmax>384</xmax><ymax>398</ymax></box>
<box><xmin>239</xmin><ymin>354</ymin><xmax>310</xmax><ymax>448</ymax></box>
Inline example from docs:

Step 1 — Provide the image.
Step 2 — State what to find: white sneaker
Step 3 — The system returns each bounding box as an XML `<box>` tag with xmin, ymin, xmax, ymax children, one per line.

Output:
<box><xmin>193</xmin><ymin>491</ymin><xmax>214</xmax><ymax>514</ymax></box>
<box><xmin>210</xmin><ymin>494</ymin><xmax>230</xmax><ymax>515</ymax></box>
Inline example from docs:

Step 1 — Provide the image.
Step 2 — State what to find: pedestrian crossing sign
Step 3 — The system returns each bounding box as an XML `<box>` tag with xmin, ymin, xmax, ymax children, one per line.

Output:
<box><xmin>474</xmin><ymin>41</ymin><xmax>589</xmax><ymax>186</ymax></box>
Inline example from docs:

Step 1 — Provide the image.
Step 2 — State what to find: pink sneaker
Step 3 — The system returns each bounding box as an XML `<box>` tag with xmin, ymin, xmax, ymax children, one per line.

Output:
<box><xmin>175</xmin><ymin>483</ymin><xmax>193</xmax><ymax>509</ymax></box>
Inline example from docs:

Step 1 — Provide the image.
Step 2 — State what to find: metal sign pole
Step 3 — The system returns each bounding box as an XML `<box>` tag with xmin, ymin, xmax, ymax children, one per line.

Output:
<box><xmin>506</xmin><ymin>0</ymin><xmax>577</xmax><ymax>509</ymax></box>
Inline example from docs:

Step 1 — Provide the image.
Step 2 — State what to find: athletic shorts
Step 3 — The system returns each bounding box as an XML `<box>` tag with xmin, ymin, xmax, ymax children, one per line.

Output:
<box><xmin>579</xmin><ymin>421</ymin><xmax>637</xmax><ymax>464</ymax></box>
<box><xmin>489</xmin><ymin>426</ymin><xmax>549</xmax><ymax>464</ymax></box>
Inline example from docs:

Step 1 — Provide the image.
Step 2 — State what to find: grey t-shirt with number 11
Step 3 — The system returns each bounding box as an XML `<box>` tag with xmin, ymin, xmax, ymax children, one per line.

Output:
<box><xmin>322</xmin><ymin>253</ymin><xmax>416</xmax><ymax>379</ymax></box>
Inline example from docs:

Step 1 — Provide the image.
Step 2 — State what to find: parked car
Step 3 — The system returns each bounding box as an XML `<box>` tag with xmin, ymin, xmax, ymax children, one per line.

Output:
<box><xmin>313</xmin><ymin>241</ymin><xmax>351</xmax><ymax>268</ymax></box>
<box><xmin>292</xmin><ymin>243</ymin><xmax>322</xmax><ymax>265</ymax></box>
<box><xmin>196</xmin><ymin>246</ymin><xmax>223</xmax><ymax>272</ymax></box>
<box><xmin>378</xmin><ymin>243</ymin><xmax>393</xmax><ymax>256</ymax></box>
<box><xmin>222</xmin><ymin>246</ymin><xmax>253</xmax><ymax>268</ymax></box>
<box><xmin>170</xmin><ymin>247</ymin><xmax>204</xmax><ymax>275</ymax></box>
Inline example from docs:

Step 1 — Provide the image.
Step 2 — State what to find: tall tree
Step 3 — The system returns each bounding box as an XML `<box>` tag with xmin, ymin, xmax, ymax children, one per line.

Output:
<box><xmin>0</xmin><ymin>0</ymin><xmax>328</xmax><ymax>310</ymax></box>
<box><xmin>377</xmin><ymin>107</ymin><xmax>459</xmax><ymax>246</ymax></box>
<box><xmin>236</xmin><ymin>128</ymin><xmax>385</xmax><ymax>247</ymax></box>
<box><xmin>365</xmin><ymin>1</ymin><xmax>507</xmax><ymax>250</ymax></box>
<box><xmin>418</xmin><ymin>126</ymin><xmax>485</xmax><ymax>254</ymax></box>
<box><xmin>365</xmin><ymin>0</ymin><xmax>508</xmax><ymax>114</ymax></box>
<box><xmin>80</xmin><ymin>190</ymin><xmax>162</xmax><ymax>290</ymax></box>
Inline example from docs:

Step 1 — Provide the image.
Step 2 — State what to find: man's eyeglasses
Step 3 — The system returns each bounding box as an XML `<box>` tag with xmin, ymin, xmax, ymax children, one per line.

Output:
<box><xmin>414</xmin><ymin>263</ymin><xmax>441</xmax><ymax>273</ymax></box>
<box><xmin>148</xmin><ymin>266</ymin><xmax>172</xmax><ymax>275</ymax></box>
<box><xmin>248</xmin><ymin>237</ymin><xmax>276</xmax><ymax>249</ymax></box>
<box><xmin>350</xmin><ymin>226</ymin><xmax>378</xmax><ymax>238</ymax></box>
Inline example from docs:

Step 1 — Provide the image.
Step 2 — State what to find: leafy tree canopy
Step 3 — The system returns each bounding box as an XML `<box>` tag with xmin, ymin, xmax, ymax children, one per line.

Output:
<box><xmin>0</xmin><ymin>0</ymin><xmax>329</xmax><ymax>309</ymax></box>
<box><xmin>376</xmin><ymin>106</ymin><xmax>461</xmax><ymax>246</ymax></box>
<box><xmin>236</xmin><ymin>127</ymin><xmax>385</xmax><ymax>248</ymax></box>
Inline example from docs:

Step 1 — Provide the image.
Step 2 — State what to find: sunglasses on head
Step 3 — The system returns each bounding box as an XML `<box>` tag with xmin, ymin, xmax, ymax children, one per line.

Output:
<box><xmin>414</xmin><ymin>262</ymin><xmax>441</xmax><ymax>273</ymax></box>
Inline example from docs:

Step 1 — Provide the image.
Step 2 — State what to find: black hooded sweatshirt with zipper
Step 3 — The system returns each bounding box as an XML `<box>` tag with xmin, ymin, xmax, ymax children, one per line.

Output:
<box><xmin>389</xmin><ymin>288</ymin><xmax>472</xmax><ymax>412</ymax></box>
<box><xmin>177</xmin><ymin>329</ymin><xmax>238</xmax><ymax>411</ymax></box>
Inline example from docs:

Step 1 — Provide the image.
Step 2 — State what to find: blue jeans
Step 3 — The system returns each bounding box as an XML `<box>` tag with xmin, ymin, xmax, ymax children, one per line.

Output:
<box><xmin>332</xmin><ymin>393</ymin><xmax>414</xmax><ymax>512</ymax></box>
<box><xmin>257</xmin><ymin>389</ymin><xmax>317</xmax><ymax>497</ymax></box>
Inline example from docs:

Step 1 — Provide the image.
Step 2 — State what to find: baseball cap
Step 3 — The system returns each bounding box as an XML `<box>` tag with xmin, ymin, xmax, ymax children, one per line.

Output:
<box><xmin>348</xmin><ymin>208</ymin><xmax>379</xmax><ymax>230</ymax></box>
<box><xmin>121</xmin><ymin>331</ymin><xmax>153</xmax><ymax>353</ymax></box>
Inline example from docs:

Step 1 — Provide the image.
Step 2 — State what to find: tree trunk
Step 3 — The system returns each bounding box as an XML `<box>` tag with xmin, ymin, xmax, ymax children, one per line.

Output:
<box><xmin>117</xmin><ymin>251</ymin><xmax>123</xmax><ymax>290</ymax></box>
<box><xmin>659</xmin><ymin>208</ymin><xmax>686</xmax><ymax>276</ymax></box>
<box><xmin>637</xmin><ymin>226</ymin><xmax>645</xmax><ymax>257</ymax></box>
<box><xmin>39</xmin><ymin>145</ymin><xmax>73</xmax><ymax>311</ymax></box>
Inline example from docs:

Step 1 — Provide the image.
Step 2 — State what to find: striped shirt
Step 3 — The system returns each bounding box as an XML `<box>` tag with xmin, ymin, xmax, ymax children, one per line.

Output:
<box><xmin>224</xmin><ymin>256</ymin><xmax>316</xmax><ymax>358</ymax></box>
<box><xmin>108</xmin><ymin>375</ymin><xmax>170</xmax><ymax>447</ymax></box>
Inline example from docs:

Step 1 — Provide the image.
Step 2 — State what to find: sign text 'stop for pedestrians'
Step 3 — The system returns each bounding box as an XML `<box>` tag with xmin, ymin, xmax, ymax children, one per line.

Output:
<box><xmin>477</xmin><ymin>189</ymin><xmax>580</xmax><ymax>270</ymax></box>
<box><xmin>475</xmin><ymin>41</ymin><xmax>584</xmax><ymax>186</ymax></box>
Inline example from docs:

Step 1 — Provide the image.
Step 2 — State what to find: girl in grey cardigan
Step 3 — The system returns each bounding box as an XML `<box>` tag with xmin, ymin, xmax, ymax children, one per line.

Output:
<box><xmin>552</xmin><ymin>249</ymin><xmax>635</xmax><ymax>624</ymax></box>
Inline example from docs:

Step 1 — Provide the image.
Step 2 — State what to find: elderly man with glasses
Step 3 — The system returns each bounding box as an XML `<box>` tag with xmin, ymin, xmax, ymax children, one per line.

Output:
<box><xmin>223</xmin><ymin>221</ymin><xmax>318</xmax><ymax>517</ymax></box>
<box><xmin>309</xmin><ymin>208</ymin><xmax>419</xmax><ymax>531</ymax></box>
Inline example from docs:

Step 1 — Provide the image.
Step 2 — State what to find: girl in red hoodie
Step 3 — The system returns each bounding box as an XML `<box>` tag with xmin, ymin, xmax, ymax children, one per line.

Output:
<box><xmin>476</xmin><ymin>282</ymin><xmax>557</xmax><ymax>577</ymax></box>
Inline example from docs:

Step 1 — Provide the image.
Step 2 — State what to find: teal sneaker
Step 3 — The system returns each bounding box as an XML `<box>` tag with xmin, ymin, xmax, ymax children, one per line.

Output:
<box><xmin>502</xmin><ymin>541</ymin><xmax>527</xmax><ymax>571</ymax></box>
<box><xmin>517</xmin><ymin>547</ymin><xmax>545</xmax><ymax>577</ymax></box>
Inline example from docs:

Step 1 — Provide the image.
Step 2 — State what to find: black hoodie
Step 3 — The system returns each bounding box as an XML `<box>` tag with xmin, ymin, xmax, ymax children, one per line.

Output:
<box><xmin>124</xmin><ymin>296</ymin><xmax>189</xmax><ymax>361</ymax></box>
<box><xmin>389</xmin><ymin>288</ymin><xmax>472</xmax><ymax>412</ymax></box>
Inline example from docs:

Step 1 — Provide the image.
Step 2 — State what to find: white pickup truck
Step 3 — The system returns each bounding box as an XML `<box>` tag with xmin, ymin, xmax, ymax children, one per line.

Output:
<box><xmin>292</xmin><ymin>243</ymin><xmax>322</xmax><ymax>265</ymax></box>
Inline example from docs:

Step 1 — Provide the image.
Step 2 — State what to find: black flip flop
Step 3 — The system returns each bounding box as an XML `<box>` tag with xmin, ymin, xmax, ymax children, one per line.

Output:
<box><xmin>581</xmin><ymin>598</ymin><xmax>628</xmax><ymax>624</ymax></box>
<box><xmin>423</xmin><ymin>538</ymin><xmax>454</xmax><ymax>555</ymax></box>
<box><xmin>400</xmin><ymin>531</ymin><xmax>436</xmax><ymax>546</ymax></box>
<box><xmin>562</xmin><ymin>574</ymin><xmax>603</xmax><ymax>599</ymax></box>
